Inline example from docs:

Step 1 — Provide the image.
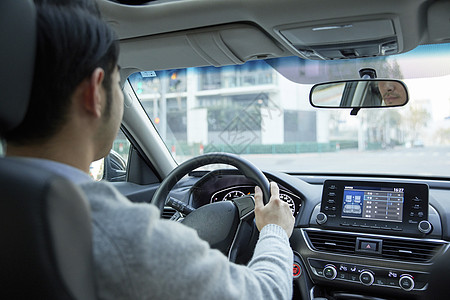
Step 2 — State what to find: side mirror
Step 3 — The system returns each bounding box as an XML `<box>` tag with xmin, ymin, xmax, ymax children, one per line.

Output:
<box><xmin>104</xmin><ymin>150</ymin><xmax>127</xmax><ymax>182</ymax></box>
<box><xmin>310</xmin><ymin>79</ymin><xmax>409</xmax><ymax>109</ymax></box>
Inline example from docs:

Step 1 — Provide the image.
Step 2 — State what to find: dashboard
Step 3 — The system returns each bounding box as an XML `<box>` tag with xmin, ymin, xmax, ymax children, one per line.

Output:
<box><xmin>169</xmin><ymin>169</ymin><xmax>450</xmax><ymax>300</ymax></box>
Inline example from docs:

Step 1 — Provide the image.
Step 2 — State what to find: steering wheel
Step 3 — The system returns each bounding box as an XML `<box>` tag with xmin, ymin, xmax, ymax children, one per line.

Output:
<box><xmin>151</xmin><ymin>152</ymin><xmax>270</xmax><ymax>261</ymax></box>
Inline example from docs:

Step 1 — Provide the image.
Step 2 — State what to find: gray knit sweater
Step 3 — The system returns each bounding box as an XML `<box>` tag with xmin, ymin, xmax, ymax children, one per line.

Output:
<box><xmin>80</xmin><ymin>181</ymin><xmax>293</xmax><ymax>300</ymax></box>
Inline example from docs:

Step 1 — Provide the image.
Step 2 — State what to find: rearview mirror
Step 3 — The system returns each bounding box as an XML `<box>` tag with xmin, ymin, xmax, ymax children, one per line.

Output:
<box><xmin>310</xmin><ymin>79</ymin><xmax>409</xmax><ymax>108</ymax></box>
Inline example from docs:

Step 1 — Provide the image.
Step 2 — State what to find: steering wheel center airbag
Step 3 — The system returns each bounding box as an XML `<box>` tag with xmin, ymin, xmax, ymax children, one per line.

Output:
<box><xmin>181</xmin><ymin>201</ymin><xmax>239</xmax><ymax>254</ymax></box>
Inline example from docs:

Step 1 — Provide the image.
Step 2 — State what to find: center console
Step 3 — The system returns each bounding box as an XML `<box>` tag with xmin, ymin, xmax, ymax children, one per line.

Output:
<box><xmin>294</xmin><ymin>180</ymin><xmax>448</xmax><ymax>299</ymax></box>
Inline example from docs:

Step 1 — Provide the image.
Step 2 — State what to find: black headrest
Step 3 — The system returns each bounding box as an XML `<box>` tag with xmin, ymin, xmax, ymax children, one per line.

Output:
<box><xmin>0</xmin><ymin>158</ymin><xmax>96</xmax><ymax>300</ymax></box>
<box><xmin>0</xmin><ymin>0</ymin><xmax>36</xmax><ymax>135</ymax></box>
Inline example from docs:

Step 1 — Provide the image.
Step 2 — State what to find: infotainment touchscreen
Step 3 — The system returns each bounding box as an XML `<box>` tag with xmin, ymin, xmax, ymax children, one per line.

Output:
<box><xmin>341</xmin><ymin>186</ymin><xmax>404</xmax><ymax>222</ymax></box>
<box><xmin>319</xmin><ymin>180</ymin><xmax>430</xmax><ymax>237</ymax></box>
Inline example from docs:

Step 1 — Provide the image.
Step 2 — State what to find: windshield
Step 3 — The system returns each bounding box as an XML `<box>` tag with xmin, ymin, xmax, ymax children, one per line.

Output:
<box><xmin>128</xmin><ymin>43</ymin><xmax>450</xmax><ymax>178</ymax></box>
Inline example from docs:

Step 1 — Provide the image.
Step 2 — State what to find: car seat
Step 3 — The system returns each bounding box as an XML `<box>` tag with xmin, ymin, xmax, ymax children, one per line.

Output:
<box><xmin>0</xmin><ymin>1</ymin><xmax>96</xmax><ymax>299</ymax></box>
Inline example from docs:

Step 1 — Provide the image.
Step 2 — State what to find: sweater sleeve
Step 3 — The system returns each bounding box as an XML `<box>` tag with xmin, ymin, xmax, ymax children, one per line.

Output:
<box><xmin>81</xmin><ymin>182</ymin><xmax>293</xmax><ymax>300</ymax></box>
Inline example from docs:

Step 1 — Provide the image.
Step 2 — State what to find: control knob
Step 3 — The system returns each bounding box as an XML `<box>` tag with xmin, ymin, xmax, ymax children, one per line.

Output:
<box><xmin>360</xmin><ymin>271</ymin><xmax>374</xmax><ymax>286</ymax></box>
<box><xmin>323</xmin><ymin>265</ymin><xmax>337</xmax><ymax>280</ymax></box>
<box><xmin>399</xmin><ymin>274</ymin><xmax>415</xmax><ymax>291</ymax></box>
<box><xmin>316</xmin><ymin>212</ymin><xmax>327</xmax><ymax>225</ymax></box>
<box><xmin>418</xmin><ymin>220</ymin><xmax>432</xmax><ymax>234</ymax></box>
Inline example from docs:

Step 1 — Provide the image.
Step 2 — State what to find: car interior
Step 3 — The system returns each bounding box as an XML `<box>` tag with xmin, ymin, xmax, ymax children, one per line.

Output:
<box><xmin>2</xmin><ymin>0</ymin><xmax>450</xmax><ymax>299</ymax></box>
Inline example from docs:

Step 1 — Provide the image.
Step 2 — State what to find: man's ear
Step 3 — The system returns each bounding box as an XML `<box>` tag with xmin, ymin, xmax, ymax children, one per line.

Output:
<box><xmin>83</xmin><ymin>67</ymin><xmax>105</xmax><ymax>118</ymax></box>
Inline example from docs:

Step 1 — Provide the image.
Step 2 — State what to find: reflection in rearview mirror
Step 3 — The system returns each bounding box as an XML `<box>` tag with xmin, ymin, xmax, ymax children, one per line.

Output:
<box><xmin>310</xmin><ymin>79</ymin><xmax>409</xmax><ymax>108</ymax></box>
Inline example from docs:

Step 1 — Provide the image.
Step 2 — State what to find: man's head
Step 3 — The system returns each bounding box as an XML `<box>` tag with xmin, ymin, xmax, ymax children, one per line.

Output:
<box><xmin>4</xmin><ymin>2</ymin><xmax>122</xmax><ymax>161</ymax></box>
<box><xmin>378</xmin><ymin>81</ymin><xmax>407</xmax><ymax>106</ymax></box>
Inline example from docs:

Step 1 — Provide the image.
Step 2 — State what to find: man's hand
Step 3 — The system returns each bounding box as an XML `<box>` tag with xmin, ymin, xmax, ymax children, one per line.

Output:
<box><xmin>254</xmin><ymin>182</ymin><xmax>295</xmax><ymax>237</ymax></box>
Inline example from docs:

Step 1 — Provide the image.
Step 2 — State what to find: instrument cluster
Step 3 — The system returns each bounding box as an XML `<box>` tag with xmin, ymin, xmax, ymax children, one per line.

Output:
<box><xmin>210</xmin><ymin>185</ymin><xmax>301</xmax><ymax>216</ymax></box>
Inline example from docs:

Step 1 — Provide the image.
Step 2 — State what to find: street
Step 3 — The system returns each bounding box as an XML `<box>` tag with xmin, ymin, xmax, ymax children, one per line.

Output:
<box><xmin>241</xmin><ymin>146</ymin><xmax>450</xmax><ymax>177</ymax></box>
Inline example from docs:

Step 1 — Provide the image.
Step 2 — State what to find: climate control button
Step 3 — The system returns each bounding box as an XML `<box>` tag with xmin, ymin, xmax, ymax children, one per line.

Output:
<box><xmin>360</xmin><ymin>271</ymin><xmax>374</xmax><ymax>285</ymax></box>
<box><xmin>399</xmin><ymin>275</ymin><xmax>415</xmax><ymax>291</ymax></box>
<box><xmin>323</xmin><ymin>265</ymin><xmax>337</xmax><ymax>280</ymax></box>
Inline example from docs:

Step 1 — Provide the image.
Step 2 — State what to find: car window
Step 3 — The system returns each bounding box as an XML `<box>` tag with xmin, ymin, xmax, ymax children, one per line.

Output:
<box><xmin>129</xmin><ymin>43</ymin><xmax>450</xmax><ymax>178</ymax></box>
<box><xmin>111</xmin><ymin>130</ymin><xmax>131</xmax><ymax>164</ymax></box>
<box><xmin>89</xmin><ymin>130</ymin><xmax>131</xmax><ymax>181</ymax></box>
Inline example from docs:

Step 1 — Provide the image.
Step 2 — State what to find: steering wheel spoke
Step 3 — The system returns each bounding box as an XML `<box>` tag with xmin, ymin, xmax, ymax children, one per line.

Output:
<box><xmin>232</xmin><ymin>195</ymin><xmax>255</xmax><ymax>221</ymax></box>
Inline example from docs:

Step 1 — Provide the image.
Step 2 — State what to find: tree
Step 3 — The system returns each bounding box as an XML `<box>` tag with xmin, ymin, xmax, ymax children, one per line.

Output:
<box><xmin>403</xmin><ymin>106</ymin><xmax>431</xmax><ymax>142</ymax></box>
<box><xmin>434</xmin><ymin>128</ymin><xmax>450</xmax><ymax>145</ymax></box>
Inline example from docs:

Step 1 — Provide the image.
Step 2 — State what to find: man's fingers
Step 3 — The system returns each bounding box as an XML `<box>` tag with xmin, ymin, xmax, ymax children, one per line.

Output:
<box><xmin>269</xmin><ymin>182</ymin><xmax>279</xmax><ymax>200</ymax></box>
<box><xmin>254</xmin><ymin>186</ymin><xmax>263</xmax><ymax>209</ymax></box>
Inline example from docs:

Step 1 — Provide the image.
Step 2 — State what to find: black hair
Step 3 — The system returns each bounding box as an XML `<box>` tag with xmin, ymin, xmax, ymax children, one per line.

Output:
<box><xmin>5</xmin><ymin>3</ymin><xmax>119</xmax><ymax>145</ymax></box>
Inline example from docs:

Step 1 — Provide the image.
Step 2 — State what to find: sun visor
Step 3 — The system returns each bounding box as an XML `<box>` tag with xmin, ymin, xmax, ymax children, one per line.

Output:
<box><xmin>276</xmin><ymin>18</ymin><xmax>403</xmax><ymax>60</ymax></box>
<box><xmin>427</xmin><ymin>1</ymin><xmax>450</xmax><ymax>43</ymax></box>
<box><xmin>119</xmin><ymin>24</ymin><xmax>285</xmax><ymax>70</ymax></box>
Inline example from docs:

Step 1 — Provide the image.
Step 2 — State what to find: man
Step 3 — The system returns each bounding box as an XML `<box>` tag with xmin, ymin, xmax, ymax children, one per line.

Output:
<box><xmin>4</xmin><ymin>2</ymin><xmax>295</xmax><ymax>299</ymax></box>
<box><xmin>378</xmin><ymin>80</ymin><xmax>408</xmax><ymax>106</ymax></box>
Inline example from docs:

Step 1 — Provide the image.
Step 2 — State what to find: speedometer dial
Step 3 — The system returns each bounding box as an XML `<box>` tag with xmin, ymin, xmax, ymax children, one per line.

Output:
<box><xmin>279</xmin><ymin>193</ymin><xmax>295</xmax><ymax>215</ymax></box>
<box><xmin>223</xmin><ymin>190</ymin><xmax>246</xmax><ymax>201</ymax></box>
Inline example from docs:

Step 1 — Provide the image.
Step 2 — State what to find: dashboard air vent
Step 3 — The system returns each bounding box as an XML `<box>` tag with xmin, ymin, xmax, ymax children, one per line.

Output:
<box><xmin>306</xmin><ymin>231</ymin><xmax>356</xmax><ymax>255</ymax></box>
<box><xmin>162</xmin><ymin>206</ymin><xmax>177</xmax><ymax>219</ymax></box>
<box><xmin>305</xmin><ymin>230</ymin><xmax>446</xmax><ymax>263</ymax></box>
<box><xmin>382</xmin><ymin>238</ymin><xmax>443</xmax><ymax>262</ymax></box>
